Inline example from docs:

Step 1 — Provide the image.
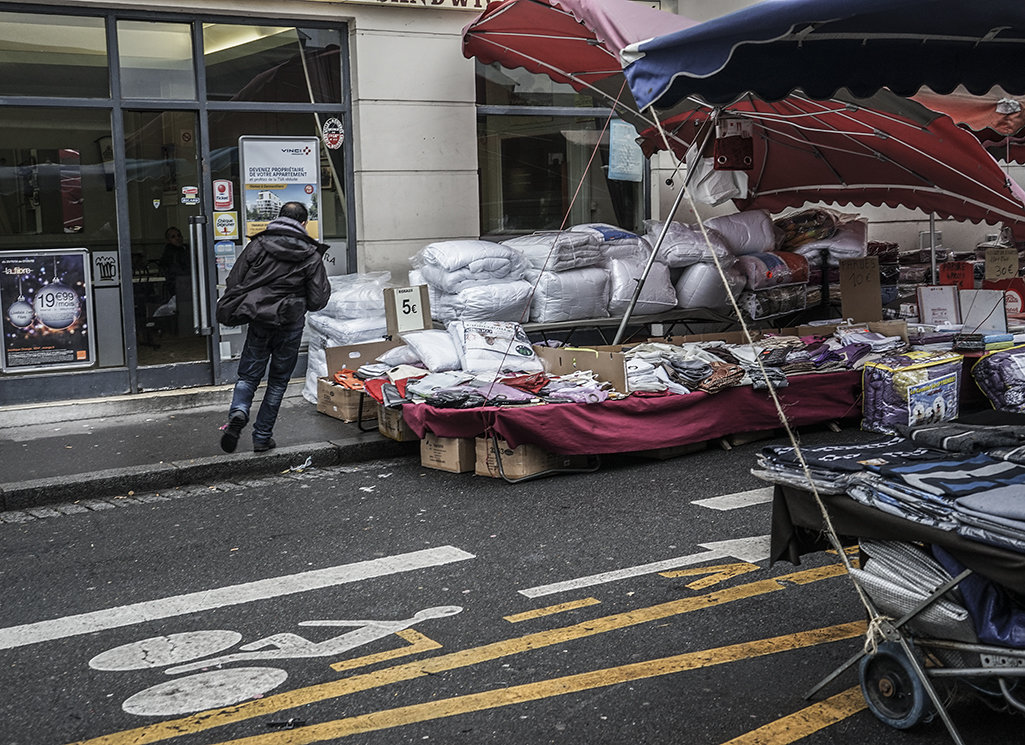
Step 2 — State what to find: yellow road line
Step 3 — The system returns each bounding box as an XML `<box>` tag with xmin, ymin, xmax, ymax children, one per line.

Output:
<box><xmin>205</xmin><ymin>622</ymin><xmax>867</xmax><ymax>745</ymax></box>
<box><xmin>330</xmin><ymin>629</ymin><xmax>441</xmax><ymax>673</ymax></box>
<box><xmin>776</xmin><ymin>564</ymin><xmax>849</xmax><ymax>585</ymax></box>
<box><xmin>503</xmin><ymin>597</ymin><xmax>601</xmax><ymax>623</ymax></box>
<box><xmin>720</xmin><ymin>686</ymin><xmax>866</xmax><ymax>745</ymax></box>
<box><xmin>69</xmin><ymin>564</ymin><xmax>850</xmax><ymax>745</ymax></box>
<box><xmin>660</xmin><ymin>562</ymin><xmax>761</xmax><ymax>590</ymax></box>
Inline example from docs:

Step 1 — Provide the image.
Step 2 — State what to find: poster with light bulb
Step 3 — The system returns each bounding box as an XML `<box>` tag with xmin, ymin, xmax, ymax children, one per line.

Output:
<box><xmin>1</xmin><ymin>248</ymin><xmax>95</xmax><ymax>373</ymax></box>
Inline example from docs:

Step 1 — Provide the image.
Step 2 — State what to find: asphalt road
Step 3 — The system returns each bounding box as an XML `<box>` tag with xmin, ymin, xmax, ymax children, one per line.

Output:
<box><xmin>1</xmin><ymin>428</ymin><xmax>1021</xmax><ymax>745</ymax></box>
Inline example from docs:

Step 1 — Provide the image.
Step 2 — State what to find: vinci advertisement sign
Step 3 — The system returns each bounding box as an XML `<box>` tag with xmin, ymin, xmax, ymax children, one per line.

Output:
<box><xmin>238</xmin><ymin>136</ymin><xmax>321</xmax><ymax>240</ymax></box>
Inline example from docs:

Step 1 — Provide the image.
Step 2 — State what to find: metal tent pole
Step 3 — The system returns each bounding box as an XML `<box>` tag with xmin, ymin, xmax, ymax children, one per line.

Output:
<box><xmin>930</xmin><ymin>213</ymin><xmax>938</xmax><ymax>284</ymax></box>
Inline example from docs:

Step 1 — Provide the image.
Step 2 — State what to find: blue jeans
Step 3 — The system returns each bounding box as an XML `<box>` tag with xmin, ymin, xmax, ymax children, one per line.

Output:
<box><xmin>229</xmin><ymin>320</ymin><xmax>305</xmax><ymax>444</ymax></box>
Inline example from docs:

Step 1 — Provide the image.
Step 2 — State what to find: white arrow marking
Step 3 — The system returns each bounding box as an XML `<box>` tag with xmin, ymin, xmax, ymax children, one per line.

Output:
<box><xmin>0</xmin><ymin>546</ymin><xmax>475</xmax><ymax>651</ymax></box>
<box><xmin>518</xmin><ymin>535</ymin><xmax>771</xmax><ymax>598</ymax></box>
<box><xmin>692</xmin><ymin>487</ymin><xmax>774</xmax><ymax>511</ymax></box>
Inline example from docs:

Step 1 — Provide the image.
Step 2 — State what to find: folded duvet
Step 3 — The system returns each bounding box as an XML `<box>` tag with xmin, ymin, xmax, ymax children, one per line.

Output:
<box><xmin>414</xmin><ymin>239</ymin><xmax>529</xmax><ymax>293</ymax></box>
<box><xmin>527</xmin><ymin>267</ymin><xmax>610</xmax><ymax>322</ymax></box>
<box><xmin>502</xmin><ymin>231</ymin><xmax>601</xmax><ymax>272</ymax></box>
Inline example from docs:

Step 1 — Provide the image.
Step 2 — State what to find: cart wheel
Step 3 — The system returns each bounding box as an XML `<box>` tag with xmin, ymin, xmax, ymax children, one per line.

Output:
<box><xmin>859</xmin><ymin>642</ymin><xmax>932</xmax><ymax>730</ymax></box>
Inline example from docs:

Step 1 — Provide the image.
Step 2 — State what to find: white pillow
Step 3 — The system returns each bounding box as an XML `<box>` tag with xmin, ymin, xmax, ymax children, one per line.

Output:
<box><xmin>376</xmin><ymin>344</ymin><xmax>421</xmax><ymax>367</ymax></box>
<box><xmin>400</xmin><ymin>330</ymin><xmax>461</xmax><ymax>372</ymax></box>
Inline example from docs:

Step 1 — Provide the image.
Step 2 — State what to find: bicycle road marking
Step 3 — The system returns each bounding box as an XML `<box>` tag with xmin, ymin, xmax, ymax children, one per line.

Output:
<box><xmin>197</xmin><ymin>622</ymin><xmax>868</xmax><ymax>745</ymax></box>
<box><xmin>692</xmin><ymin>487</ymin><xmax>774</xmax><ymax>510</ymax></box>
<box><xmin>0</xmin><ymin>546</ymin><xmax>474</xmax><ymax>651</ymax></box>
<box><xmin>66</xmin><ymin>562</ymin><xmax>847</xmax><ymax>745</ymax></box>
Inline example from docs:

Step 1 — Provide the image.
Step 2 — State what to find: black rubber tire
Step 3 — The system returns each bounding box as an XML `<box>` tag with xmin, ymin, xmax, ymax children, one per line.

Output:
<box><xmin>859</xmin><ymin>642</ymin><xmax>933</xmax><ymax>730</ymax></box>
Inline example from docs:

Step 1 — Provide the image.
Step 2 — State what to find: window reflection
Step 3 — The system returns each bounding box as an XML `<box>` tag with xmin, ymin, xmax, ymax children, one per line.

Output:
<box><xmin>118</xmin><ymin>21</ymin><xmax>196</xmax><ymax>100</ymax></box>
<box><xmin>0</xmin><ymin>12</ymin><xmax>108</xmax><ymax>97</ymax></box>
<box><xmin>476</xmin><ymin>62</ymin><xmax>604</xmax><ymax>108</ymax></box>
<box><xmin>203</xmin><ymin>25</ymin><xmax>341</xmax><ymax>103</ymax></box>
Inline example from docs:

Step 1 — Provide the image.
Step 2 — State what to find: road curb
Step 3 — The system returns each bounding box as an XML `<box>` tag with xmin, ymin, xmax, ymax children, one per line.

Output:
<box><xmin>0</xmin><ymin>437</ymin><xmax>419</xmax><ymax>512</ymax></box>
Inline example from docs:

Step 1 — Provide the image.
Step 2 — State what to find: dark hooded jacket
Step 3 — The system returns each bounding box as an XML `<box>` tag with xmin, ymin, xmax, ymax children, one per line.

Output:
<box><xmin>216</xmin><ymin>216</ymin><xmax>330</xmax><ymax>327</ymax></box>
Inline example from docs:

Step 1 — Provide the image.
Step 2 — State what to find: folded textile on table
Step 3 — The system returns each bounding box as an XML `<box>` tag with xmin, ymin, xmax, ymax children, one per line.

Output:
<box><xmin>955</xmin><ymin>485</ymin><xmax>1025</xmax><ymax>554</ymax></box>
<box><xmin>898</xmin><ymin>422</ymin><xmax>1025</xmax><ymax>454</ymax></box>
<box><xmin>570</xmin><ymin>223</ymin><xmax>650</xmax><ymax>261</ymax></box>
<box><xmin>696</xmin><ymin>361</ymin><xmax>745</xmax><ymax>393</ymax></box>
<box><xmin>847</xmin><ymin>472</ymin><xmax>960</xmax><ymax>531</ymax></box>
<box><xmin>501</xmin><ymin>231</ymin><xmax>602</xmax><ymax>272</ymax></box>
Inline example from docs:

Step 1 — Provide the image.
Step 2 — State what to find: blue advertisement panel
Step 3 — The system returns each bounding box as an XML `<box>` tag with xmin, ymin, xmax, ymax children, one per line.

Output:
<box><xmin>1</xmin><ymin>248</ymin><xmax>95</xmax><ymax>373</ymax></box>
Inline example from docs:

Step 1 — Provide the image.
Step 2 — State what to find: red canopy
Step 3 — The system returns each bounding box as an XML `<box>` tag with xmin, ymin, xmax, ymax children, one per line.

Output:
<box><xmin>638</xmin><ymin>93</ymin><xmax>1025</xmax><ymax>238</ymax></box>
<box><xmin>912</xmin><ymin>87</ymin><xmax>1025</xmax><ymax>164</ymax></box>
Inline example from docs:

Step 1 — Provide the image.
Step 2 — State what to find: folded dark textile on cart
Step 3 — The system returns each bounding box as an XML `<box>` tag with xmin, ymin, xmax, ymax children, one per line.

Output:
<box><xmin>898</xmin><ymin>422</ymin><xmax>1025</xmax><ymax>454</ymax></box>
<box><xmin>933</xmin><ymin>545</ymin><xmax>1025</xmax><ymax>649</ymax></box>
<box><xmin>955</xmin><ymin>486</ymin><xmax>1025</xmax><ymax>555</ymax></box>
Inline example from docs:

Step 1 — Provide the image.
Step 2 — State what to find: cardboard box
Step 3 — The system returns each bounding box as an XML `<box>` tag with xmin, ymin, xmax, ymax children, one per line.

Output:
<box><xmin>420</xmin><ymin>433</ymin><xmax>475</xmax><ymax>473</ymax></box>
<box><xmin>316</xmin><ymin>377</ymin><xmax>375</xmax><ymax>422</ymax></box>
<box><xmin>325</xmin><ymin>339</ymin><xmax>402</xmax><ymax>379</ymax></box>
<box><xmin>533</xmin><ymin>345</ymin><xmax>629</xmax><ymax>392</ymax></box>
<box><xmin>475</xmin><ymin>437</ymin><xmax>592</xmax><ymax>480</ymax></box>
<box><xmin>377</xmin><ymin>403</ymin><xmax>418</xmax><ymax>442</ymax></box>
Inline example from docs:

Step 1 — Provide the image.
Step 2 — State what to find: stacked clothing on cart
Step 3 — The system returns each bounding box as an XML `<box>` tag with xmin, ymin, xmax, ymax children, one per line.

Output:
<box><xmin>754</xmin><ymin>436</ymin><xmax>941</xmax><ymax>494</ymax></box>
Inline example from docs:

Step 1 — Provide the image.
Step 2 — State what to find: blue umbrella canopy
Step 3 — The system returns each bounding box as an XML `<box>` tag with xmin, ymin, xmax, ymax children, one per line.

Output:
<box><xmin>622</xmin><ymin>0</ymin><xmax>1025</xmax><ymax>110</ymax></box>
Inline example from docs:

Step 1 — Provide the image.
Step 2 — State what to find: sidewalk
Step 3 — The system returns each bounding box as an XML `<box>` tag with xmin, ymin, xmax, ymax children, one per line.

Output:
<box><xmin>0</xmin><ymin>381</ymin><xmax>417</xmax><ymax>512</ymax></box>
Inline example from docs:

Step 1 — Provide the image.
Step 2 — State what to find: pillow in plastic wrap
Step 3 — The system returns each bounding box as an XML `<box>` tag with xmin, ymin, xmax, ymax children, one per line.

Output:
<box><xmin>862</xmin><ymin>351</ymin><xmax>963</xmax><ymax>434</ymax></box>
<box><xmin>400</xmin><ymin>329</ymin><xmax>462</xmax><ymax>372</ymax></box>
<box><xmin>376</xmin><ymin>344</ymin><xmax>422</xmax><ymax>367</ymax></box>
<box><xmin>774</xmin><ymin>208</ymin><xmax>840</xmax><ymax>250</ymax></box>
<box><xmin>526</xmin><ymin>267</ymin><xmax>610</xmax><ymax>322</ymax></box>
<box><xmin>447</xmin><ymin>320</ymin><xmax>544</xmax><ymax>375</ymax></box>
<box><xmin>674</xmin><ymin>262</ymin><xmax>746</xmax><ymax>310</ymax></box>
<box><xmin>321</xmin><ymin>271</ymin><xmax>391</xmax><ymax>318</ymax></box>
<box><xmin>413</xmin><ymin>240</ymin><xmax>529</xmax><ymax>293</ymax></box>
<box><xmin>501</xmin><ymin>231</ymin><xmax>601</xmax><ymax>272</ymax></box>
<box><xmin>570</xmin><ymin>223</ymin><xmax>651</xmax><ymax>260</ymax></box>
<box><xmin>705</xmin><ymin>210</ymin><xmax>777</xmax><ymax>255</ymax></box>
<box><xmin>736</xmin><ymin>251</ymin><xmax>810</xmax><ymax>290</ymax></box>
<box><xmin>430</xmin><ymin>281</ymin><xmax>532</xmax><ymax>324</ymax></box>
<box><xmin>302</xmin><ymin>331</ymin><xmax>329</xmax><ymax>404</ymax></box>
<box><xmin>738</xmin><ymin>284</ymin><xmax>807</xmax><ymax>320</ymax></box>
<box><xmin>607</xmin><ymin>258</ymin><xmax>677</xmax><ymax>315</ymax></box>
<box><xmin>971</xmin><ymin>345</ymin><xmax>1025</xmax><ymax>412</ymax></box>
<box><xmin>306</xmin><ymin>314</ymin><xmax>389</xmax><ymax>346</ymax></box>
<box><xmin>792</xmin><ymin>218</ymin><xmax>868</xmax><ymax>263</ymax></box>
<box><xmin>642</xmin><ymin>219</ymin><xmax>732</xmax><ymax>268</ymax></box>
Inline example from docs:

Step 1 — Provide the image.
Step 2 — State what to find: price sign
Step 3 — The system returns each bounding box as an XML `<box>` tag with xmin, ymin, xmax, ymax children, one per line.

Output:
<box><xmin>985</xmin><ymin>247</ymin><xmax>1019</xmax><ymax>281</ymax></box>
<box><xmin>385</xmin><ymin>285</ymin><xmax>432</xmax><ymax>335</ymax></box>
<box><xmin>839</xmin><ymin>256</ymin><xmax>882</xmax><ymax>322</ymax></box>
<box><xmin>938</xmin><ymin>261</ymin><xmax>973</xmax><ymax>291</ymax></box>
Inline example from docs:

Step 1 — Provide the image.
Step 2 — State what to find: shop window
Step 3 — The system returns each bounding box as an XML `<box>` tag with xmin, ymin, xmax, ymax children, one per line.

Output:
<box><xmin>203</xmin><ymin>25</ymin><xmax>342</xmax><ymax>104</ymax></box>
<box><xmin>0</xmin><ymin>12</ymin><xmax>108</xmax><ymax>98</ymax></box>
<box><xmin>117</xmin><ymin>21</ymin><xmax>196</xmax><ymax>100</ymax></box>
<box><xmin>0</xmin><ymin>108</ymin><xmax>114</xmax><ymax>247</ymax></box>
<box><xmin>476</xmin><ymin>63</ymin><xmax>644</xmax><ymax>237</ymax></box>
<box><xmin>477</xmin><ymin>114</ymin><xmax>643</xmax><ymax>237</ymax></box>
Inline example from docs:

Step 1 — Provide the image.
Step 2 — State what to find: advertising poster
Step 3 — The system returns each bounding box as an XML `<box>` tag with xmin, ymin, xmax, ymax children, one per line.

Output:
<box><xmin>239</xmin><ymin>136</ymin><xmax>321</xmax><ymax>240</ymax></box>
<box><xmin>907</xmin><ymin>373</ymin><xmax>960</xmax><ymax>428</ymax></box>
<box><xmin>1</xmin><ymin>248</ymin><xmax>95</xmax><ymax>373</ymax></box>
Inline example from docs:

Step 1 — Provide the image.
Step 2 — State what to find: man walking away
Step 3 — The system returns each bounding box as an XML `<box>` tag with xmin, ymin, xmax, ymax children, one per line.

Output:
<box><xmin>215</xmin><ymin>201</ymin><xmax>330</xmax><ymax>453</ymax></box>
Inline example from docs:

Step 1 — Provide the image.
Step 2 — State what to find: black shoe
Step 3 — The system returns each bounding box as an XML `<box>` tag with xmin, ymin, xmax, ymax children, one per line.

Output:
<box><xmin>220</xmin><ymin>412</ymin><xmax>247</xmax><ymax>453</ymax></box>
<box><xmin>253</xmin><ymin>438</ymin><xmax>277</xmax><ymax>453</ymax></box>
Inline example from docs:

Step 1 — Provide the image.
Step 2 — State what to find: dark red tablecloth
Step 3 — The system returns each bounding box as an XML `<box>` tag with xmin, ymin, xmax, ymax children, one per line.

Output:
<box><xmin>402</xmin><ymin>371</ymin><xmax>862</xmax><ymax>454</ymax></box>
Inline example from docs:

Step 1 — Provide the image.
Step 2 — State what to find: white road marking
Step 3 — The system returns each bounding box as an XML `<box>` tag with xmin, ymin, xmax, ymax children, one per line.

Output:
<box><xmin>692</xmin><ymin>487</ymin><xmax>774</xmax><ymax>511</ymax></box>
<box><xmin>518</xmin><ymin>536</ymin><xmax>771</xmax><ymax>598</ymax></box>
<box><xmin>0</xmin><ymin>546</ymin><xmax>474</xmax><ymax>651</ymax></box>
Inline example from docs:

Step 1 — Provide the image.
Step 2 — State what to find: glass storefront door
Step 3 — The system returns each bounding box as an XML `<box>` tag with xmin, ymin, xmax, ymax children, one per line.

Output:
<box><xmin>124</xmin><ymin>110</ymin><xmax>211</xmax><ymax>371</ymax></box>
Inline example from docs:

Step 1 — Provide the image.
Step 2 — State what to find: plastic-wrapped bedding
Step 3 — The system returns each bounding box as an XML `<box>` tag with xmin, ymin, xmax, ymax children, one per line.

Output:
<box><xmin>642</xmin><ymin>219</ymin><xmax>732</xmax><ymax>268</ymax></box>
<box><xmin>792</xmin><ymin>218</ymin><xmax>868</xmax><ymax>264</ymax></box>
<box><xmin>413</xmin><ymin>240</ymin><xmax>529</xmax><ymax>293</ymax></box>
<box><xmin>862</xmin><ymin>351</ymin><xmax>964</xmax><ymax>434</ymax></box>
<box><xmin>526</xmin><ymin>267</ymin><xmax>610</xmax><ymax>322</ymax></box>
<box><xmin>501</xmin><ymin>231</ymin><xmax>601</xmax><ymax>272</ymax></box>
<box><xmin>306</xmin><ymin>314</ymin><xmax>389</xmax><ymax>346</ymax></box>
<box><xmin>705</xmin><ymin>210</ymin><xmax>777</xmax><ymax>256</ymax></box>
<box><xmin>738</xmin><ymin>284</ymin><xmax>806</xmax><ymax>320</ymax></box>
<box><xmin>674</xmin><ymin>262</ymin><xmax>745</xmax><ymax>309</ymax></box>
<box><xmin>606</xmin><ymin>258</ymin><xmax>677</xmax><ymax>315</ymax></box>
<box><xmin>321</xmin><ymin>271</ymin><xmax>391</xmax><ymax>318</ymax></box>
<box><xmin>447</xmin><ymin>320</ymin><xmax>544</xmax><ymax>375</ymax></box>
<box><xmin>430</xmin><ymin>280</ymin><xmax>532</xmax><ymax>324</ymax></box>
<box><xmin>972</xmin><ymin>345</ymin><xmax>1025</xmax><ymax>412</ymax></box>
<box><xmin>736</xmin><ymin>251</ymin><xmax>810</xmax><ymax>290</ymax></box>
<box><xmin>570</xmin><ymin>223</ymin><xmax>651</xmax><ymax>260</ymax></box>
